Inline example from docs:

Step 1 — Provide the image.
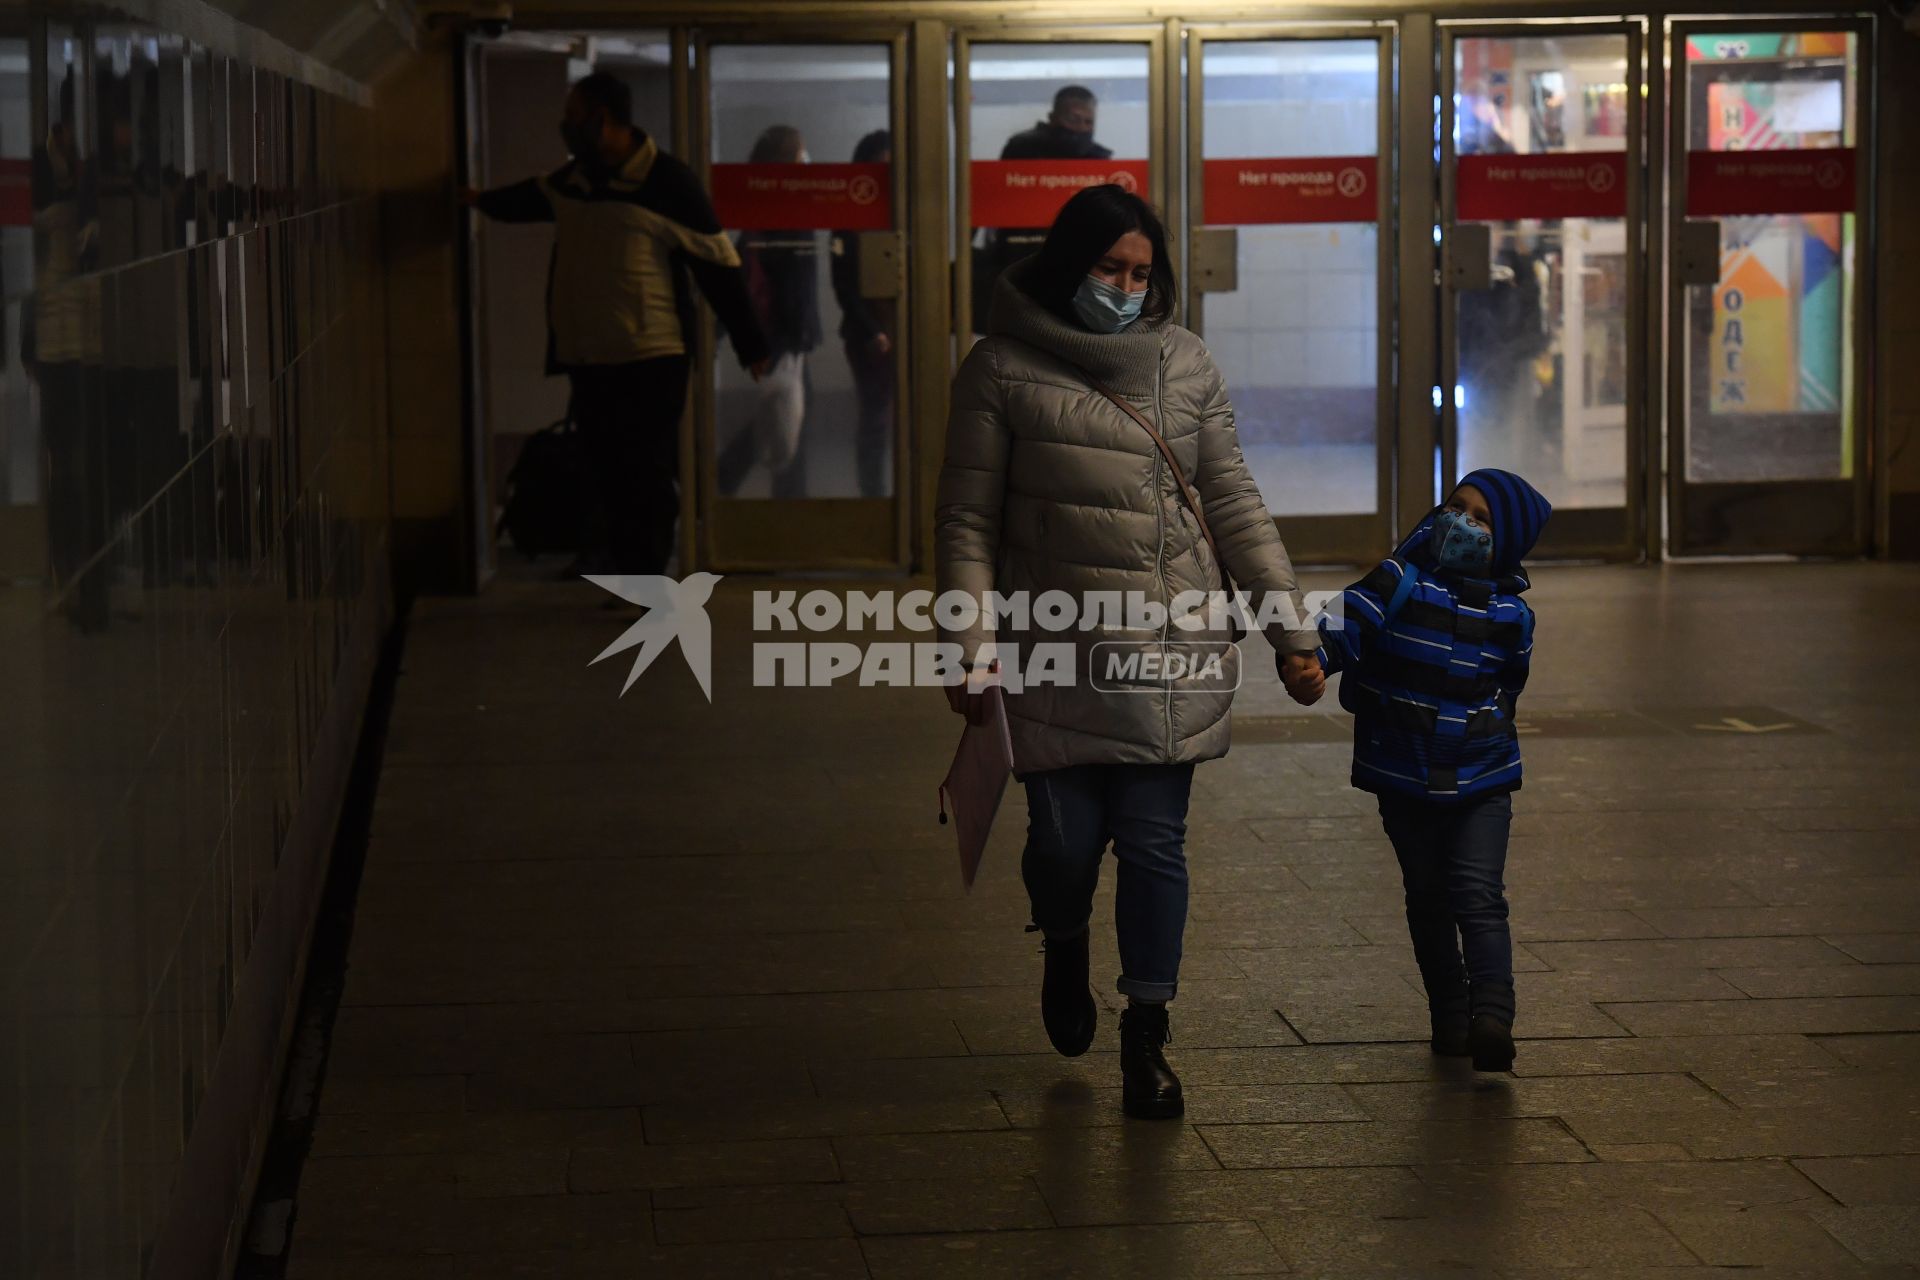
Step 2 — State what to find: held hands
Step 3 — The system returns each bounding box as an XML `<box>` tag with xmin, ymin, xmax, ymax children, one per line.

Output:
<box><xmin>1279</xmin><ymin>651</ymin><xmax>1326</xmax><ymax>707</ymax></box>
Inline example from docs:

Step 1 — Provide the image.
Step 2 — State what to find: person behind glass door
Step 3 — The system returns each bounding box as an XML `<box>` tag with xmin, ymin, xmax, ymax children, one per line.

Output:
<box><xmin>972</xmin><ymin>86</ymin><xmax>1112</xmax><ymax>336</ymax></box>
<box><xmin>461</xmin><ymin>72</ymin><xmax>771</xmax><ymax>576</ymax></box>
<box><xmin>828</xmin><ymin>129</ymin><xmax>895</xmax><ymax>499</ymax></box>
<box><xmin>718</xmin><ymin>125</ymin><xmax>821</xmax><ymax>499</ymax></box>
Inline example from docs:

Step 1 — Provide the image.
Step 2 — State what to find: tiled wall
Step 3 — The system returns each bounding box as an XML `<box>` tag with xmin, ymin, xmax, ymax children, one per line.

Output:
<box><xmin>0</xmin><ymin>8</ymin><xmax>391</xmax><ymax>1278</ymax></box>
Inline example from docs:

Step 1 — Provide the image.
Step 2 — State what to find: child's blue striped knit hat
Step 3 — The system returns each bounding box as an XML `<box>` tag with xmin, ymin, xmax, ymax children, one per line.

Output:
<box><xmin>1458</xmin><ymin>468</ymin><xmax>1552</xmax><ymax>572</ymax></box>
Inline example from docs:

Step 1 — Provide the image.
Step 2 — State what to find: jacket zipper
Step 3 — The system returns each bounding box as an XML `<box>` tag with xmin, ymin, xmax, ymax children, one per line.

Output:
<box><xmin>1152</xmin><ymin>357</ymin><xmax>1174</xmax><ymax>757</ymax></box>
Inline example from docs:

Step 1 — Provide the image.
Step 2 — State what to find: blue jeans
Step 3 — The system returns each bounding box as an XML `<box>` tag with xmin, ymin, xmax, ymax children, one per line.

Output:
<box><xmin>1021</xmin><ymin>763</ymin><xmax>1195</xmax><ymax>1002</ymax></box>
<box><xmin>1377</xmin><ymin>791</ymin><xmax>1516</xmax><ymax>1022</ymax></box>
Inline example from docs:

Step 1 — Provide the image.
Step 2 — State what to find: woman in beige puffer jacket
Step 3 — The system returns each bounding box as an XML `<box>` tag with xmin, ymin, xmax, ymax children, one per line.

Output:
<box><xmin>935</xmin><ymin>185</ymin><xmax>1323</xmax><ymax>1119</ymax></box>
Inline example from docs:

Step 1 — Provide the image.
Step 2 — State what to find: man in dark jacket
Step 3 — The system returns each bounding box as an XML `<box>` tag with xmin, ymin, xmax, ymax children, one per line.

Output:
<box><xmin>464</xmin><ymin>72</ymin><xmax>769</xmax><ymax>575</ymax></box>
<box><xmin>973</xmin><ymin>86</ymin><xmax>1113</xmax><ymax>334</ymax></box>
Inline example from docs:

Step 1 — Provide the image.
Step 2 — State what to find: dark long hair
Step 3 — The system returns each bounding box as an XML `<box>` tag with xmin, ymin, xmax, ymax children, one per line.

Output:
<box><xmin>1024</xmin><ymin>183</ymin><xmax>1176</xmax><ymax>328</ymax></box>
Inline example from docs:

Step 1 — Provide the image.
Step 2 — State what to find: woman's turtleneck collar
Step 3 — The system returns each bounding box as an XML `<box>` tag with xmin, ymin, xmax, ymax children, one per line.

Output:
<box><xmin>986</xmin><ymin>255</ymin><xmax>1166</xmax><ymax>397</ymax></box>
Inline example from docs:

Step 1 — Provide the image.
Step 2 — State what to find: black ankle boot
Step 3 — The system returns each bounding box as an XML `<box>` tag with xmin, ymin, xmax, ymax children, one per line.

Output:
<box><xmin>1040</xmin><ymin>931</ymin><xmax>1096</xmax><ymax>1057</ymax></box>
<box><xmin>1428</xmin><ymin>979</ymin><xmax>1471</xmax><ymax>1058</ymax></box>
<box><xmin>1119</xmin><ymin>1002</ymin><xmax>1183</xmax><ymax>1119</ymax></box>
<box><xmin>1469</xmin><ymin>1013</ymin><xmax>1515</xmax><ymax>1072</ymax></box>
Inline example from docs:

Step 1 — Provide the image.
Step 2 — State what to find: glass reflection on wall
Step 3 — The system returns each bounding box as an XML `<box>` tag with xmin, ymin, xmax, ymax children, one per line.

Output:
<box><xmin>709</xmin><ymin>42</ymin><xmax>895</xmax><ymax>501</ymax></box>
<box><xmin>2</xmin><ymin>16</ymin><xmax>386</xmax><ymax>1278</ymax></box>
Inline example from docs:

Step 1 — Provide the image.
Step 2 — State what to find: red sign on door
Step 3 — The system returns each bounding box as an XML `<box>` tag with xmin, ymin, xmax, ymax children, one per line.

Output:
<box><xmin>1202</xmin><ymin>156</ymin><xmax>1377</xmax><ymax>225</ymax></box>
<box><xmin>1687</xmin><ymin>148</ymin><xmax>1855</xmax><ymax>216</ymax></box>
<box><xmin>710</xmin><ymin>162</ymin><xmax>892</xmax><ymax>230</ymax></box>
<box><xmin>0</xmin><ymin>159</ymin><xmax>27</xmax><ymax>227</ymax></box>
<box><xmin>1456</xmin><ymin>152</ymin><xmax>1627</xmax><ymax>220</ymax></box>
<box><xmin>970</xmin><ymin>158</ymin><xmax>1151</xmax><ymax>227</ymax></box>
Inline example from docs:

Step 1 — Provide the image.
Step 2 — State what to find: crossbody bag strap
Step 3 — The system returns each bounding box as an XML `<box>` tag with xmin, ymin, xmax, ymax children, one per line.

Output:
<box><xmin>1080</xmin><ymin>371</ymin><xmax>1231</xmax><ymax>584</ymax></box>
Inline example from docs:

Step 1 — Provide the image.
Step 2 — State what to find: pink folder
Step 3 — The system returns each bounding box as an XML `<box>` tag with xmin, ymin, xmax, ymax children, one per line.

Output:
<box><xmin>937</xmin><ymin>682</ymin><xmax>1015</xmax><ymax>890</ymax></box>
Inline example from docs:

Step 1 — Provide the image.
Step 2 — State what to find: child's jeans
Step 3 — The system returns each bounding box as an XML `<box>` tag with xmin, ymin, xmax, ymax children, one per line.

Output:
<box><xmin>1376</xmin><ymin>791</ymin><xmax>1516</xmax><ymax>1022</ymax></box>
<box><xmin>1021</xmin><ymin>763</ymin><xmax>1195</xmax><ymax>1002</ymax></box>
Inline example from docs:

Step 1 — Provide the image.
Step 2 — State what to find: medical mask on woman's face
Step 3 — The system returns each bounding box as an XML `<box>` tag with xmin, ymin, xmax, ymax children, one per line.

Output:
<box><xmin>1430</xmin><ymin>508</ymin><xmax>1495</xmax><ymax>575</ymax></box>
<box><xmin>1072</xmin><ymin>274</ymin><xmax>1145</xmax><ymax>333</ymax></box>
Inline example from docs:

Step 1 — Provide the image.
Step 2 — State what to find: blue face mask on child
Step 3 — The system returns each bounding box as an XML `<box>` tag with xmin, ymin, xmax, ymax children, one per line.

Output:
<box><xmin>1430</xmin><ymin>508</ymin><xmax>1494</xmax><ymax>575</ymax></box>
<box><xmin>1073</xmin><ymin>274</ymin><xmax>1145</xmax><ymax>333</ymax></box>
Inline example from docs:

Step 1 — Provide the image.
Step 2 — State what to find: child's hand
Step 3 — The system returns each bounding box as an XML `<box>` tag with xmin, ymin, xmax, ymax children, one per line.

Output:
<box><xmin>1279</xmin><ymin>652</ymin><xmax>1326</xmax><ymax>706</ymax></box>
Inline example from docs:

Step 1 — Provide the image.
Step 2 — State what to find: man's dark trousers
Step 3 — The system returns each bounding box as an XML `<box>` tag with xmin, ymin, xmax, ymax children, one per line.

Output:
<box><xmin>567</xmin><ymin>355</ymin><xmax>690</xmax><ymax>574</ymax></box>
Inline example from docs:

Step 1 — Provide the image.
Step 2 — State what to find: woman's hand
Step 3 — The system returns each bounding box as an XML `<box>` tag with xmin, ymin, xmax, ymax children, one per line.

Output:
<box><xmin>1279</xmin><ymin>652</ymin><xmax>1325</xmax><ymax>706</ymax></box>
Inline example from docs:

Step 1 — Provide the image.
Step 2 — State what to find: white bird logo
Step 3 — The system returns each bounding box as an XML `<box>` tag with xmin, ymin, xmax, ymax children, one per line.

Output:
<box><xmin>585</xmin><ymin>573</ymin><xmax>722</xmax><ymax>700</ymax></box>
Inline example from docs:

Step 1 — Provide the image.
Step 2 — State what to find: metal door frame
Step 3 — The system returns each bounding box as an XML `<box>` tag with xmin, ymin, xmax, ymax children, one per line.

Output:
<box><xmin>690</xmin><ymin>24</ymin><xmax>912</xmax><ymax>572</ymax></box>
<box><xmin>1664</xmin><ymin>14</ymin><xmax>1875</xmax><ymax>557</ymax></box>
<box><xmin>1183</xmin><ymin>21</ymin><xmax>1397</xmax><ymax>565</ymax></box>
<box><xmin>1438</xmin><ymin>16</ymin><xmax>1649</xmax><ymax>562</ymax></box>
<box><xmin>952</xmin><ymin>22</ymin><xmax>1173</xmax><ymax>344</ymax></box>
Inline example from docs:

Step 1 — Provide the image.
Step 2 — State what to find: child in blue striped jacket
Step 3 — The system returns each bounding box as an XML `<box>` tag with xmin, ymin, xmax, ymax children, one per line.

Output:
<box><xmin>1282</xmin><ymin>468</ymin><xmax>1551</xmax><ymax>1071</ymax></box>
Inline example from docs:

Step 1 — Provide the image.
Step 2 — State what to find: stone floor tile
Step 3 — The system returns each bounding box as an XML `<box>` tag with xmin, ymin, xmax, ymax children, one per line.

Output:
<box><xmin>842</xmin><ymin>1176</ymin><xmax>1058</xmax><ymax>1234</ymax></box>
<box><xmin>1654</xmin><ymin>1208</ymin><xmax>1859</xmax><ymax>1267</ymax></box>
<box><xmin>1600</xmin><ymin>996</ymin><xmax>1920</xmax><ymax>1037</ymax></box>
<box><xmin>316</xmin><ymin>1074</ymin><xmax>465</xmax><ymax>1115</ymax></box>
<box><xmin>456</xmin><ymin>1240</ymin><xmax>869</xmax><ymax>1279</ymax></box>
<box><xmin>1828</xmin><ymin>935</ymin><xmax>1920</xmax><ymax>964</ymax></box>
<box><xmin>566</xmin><ymin>1138</ymin><xmax>839</xmax><ymax>1193</ymax></box>
<box><xmin>832</xmin><ymin>1125</ymin><xmax>1222</xmax><ymax>1181</ymax></box>
<box><xmin>1795</xmin><ymin>1156</ymin><xmax>1920</xmax><ymax>1206</ymax></box>
<box><xmin>456</xmin><ymin>1150</ymin><xmax>570</xmax><ymax>1198</ymax></box>
<box><xmin>860</xmin><ymin>1220</ymin><xmax>1281</xmax><ymax>1278</ymax></box>
<box><xmin>1528</xmin><ymin>936</ymin><xmax>1859</xmax><ymax>970</ymax></box>
<box><xmin>651</xmin><ymin>1200</ymin><xmax>853</xmax><ymax>1244</ymax></box>
<box><xmin>641</xmin><ymin>1094</ymin><xmax>1009</xmax><ymax>1144</ymax></box>
<box><xmin>450</xmin><ymin>1192</ymin><xmax>652</xmax><ymax>1254</ymax></box>
<box><xmin>1410</xmin><ymin>1158</ymin><xmax>1828</xmax><ymax>1210</ymax></box>
<box><xmin>1719</xmin><ymin>965</ymin><xmax>1920</xmax><ymax>998</ymax></box>
<box><xmin>1345</xmin><ymin>1072</ymin><xmax>1730</xmax><ymax>1122</ymax></box>
<box><xmin>1261</xmin><ymin>1204</ymin><xmax>1693</xmax><ymax>1271</ymax></box>
<box><xmin>1508</xmin><ymin>1034</ymin><xmax>1842</xmax><ymax>1078</ymax></box>
<box><xmin>1811</xmin><ymin>1206</ymin><xmax>1920</xmax><ymax>1266</ymax></box>
<box><xmin>1198</xmin><ymin>1117</ymin><xmax>1593</xmax><ymax>1168</ymax></box>
<box><xmin>995</xmin><ymin>1082</ymin><xmax>1366</xmax><ymax>1128</ymax></box>
<box><xmin>1815</xmin><ymin>1033</ymin><xmax>1920</xmax><ymax>1071</ymax></box>
<box><xmin>1036</xmin><ymin>1167</ymin><xmax>1432</xmax><ymax>1226</ymax></box>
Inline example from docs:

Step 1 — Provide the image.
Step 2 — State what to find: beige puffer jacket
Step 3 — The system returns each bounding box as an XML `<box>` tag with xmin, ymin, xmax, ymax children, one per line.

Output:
<box><xmin>936</xmin><ymin>257</ymin><xmax>1318</xmax><ymax>775</ymax></box>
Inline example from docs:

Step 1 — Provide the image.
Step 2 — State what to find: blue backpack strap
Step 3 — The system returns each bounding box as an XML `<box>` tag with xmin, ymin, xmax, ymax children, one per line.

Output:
<box><xmin>1381</xmin><ymin>558</ymin><xmax>1418</xmax><ymax>628</ymax></box>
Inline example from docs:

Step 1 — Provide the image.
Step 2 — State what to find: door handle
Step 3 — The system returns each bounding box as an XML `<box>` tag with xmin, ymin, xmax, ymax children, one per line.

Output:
<box><xmin>1676</xmin><ymin>220</ymin><xmax>1722</xmax><ymax>288</ymax></box>
<box><xmin>1190</xmin><ymin>227</ymin><xmax>1238</xmax><ymax>293</ymax></box>
<box><xmin>1446</xmin><ymin>223</ymin><xmax>1493</xmax><ymax>291</ymax></box>
<box><xmin>856</xmin><ymin>229</ymin><xmax>903</xmax><ymax>299</ymax></box>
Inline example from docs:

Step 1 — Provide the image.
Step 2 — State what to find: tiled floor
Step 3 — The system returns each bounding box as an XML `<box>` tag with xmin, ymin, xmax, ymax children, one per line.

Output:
<box><xmin>287</xmin><ymin>563</ymin><xmax>1920</xmax><ymax>1278</ymax></box>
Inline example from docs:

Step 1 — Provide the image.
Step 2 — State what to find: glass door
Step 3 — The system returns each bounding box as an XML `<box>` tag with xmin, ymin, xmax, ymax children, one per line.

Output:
<box><xmin>1441</xmin><ymin>23</ymin><xmax>1644</xmax><ymax>559</ymax></box>
<box><xmin>954</xmin><ymin>25</ymin><xmax>1168</xmax><ymax>349</ymax></box>
<box><xmin>1185</xmin><ymin>25</ymin><xmax>1393</xmax><ymax>564</ymax></box>
<box><xmin>692</xmin><ymin>30</ymin><xmax>909</xmax><ymax>571</ymax></box>
<box><xmin>1667</xmin><ymin>22</ymin><xmax>1870</xmax><ymax>556</ymax></box>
